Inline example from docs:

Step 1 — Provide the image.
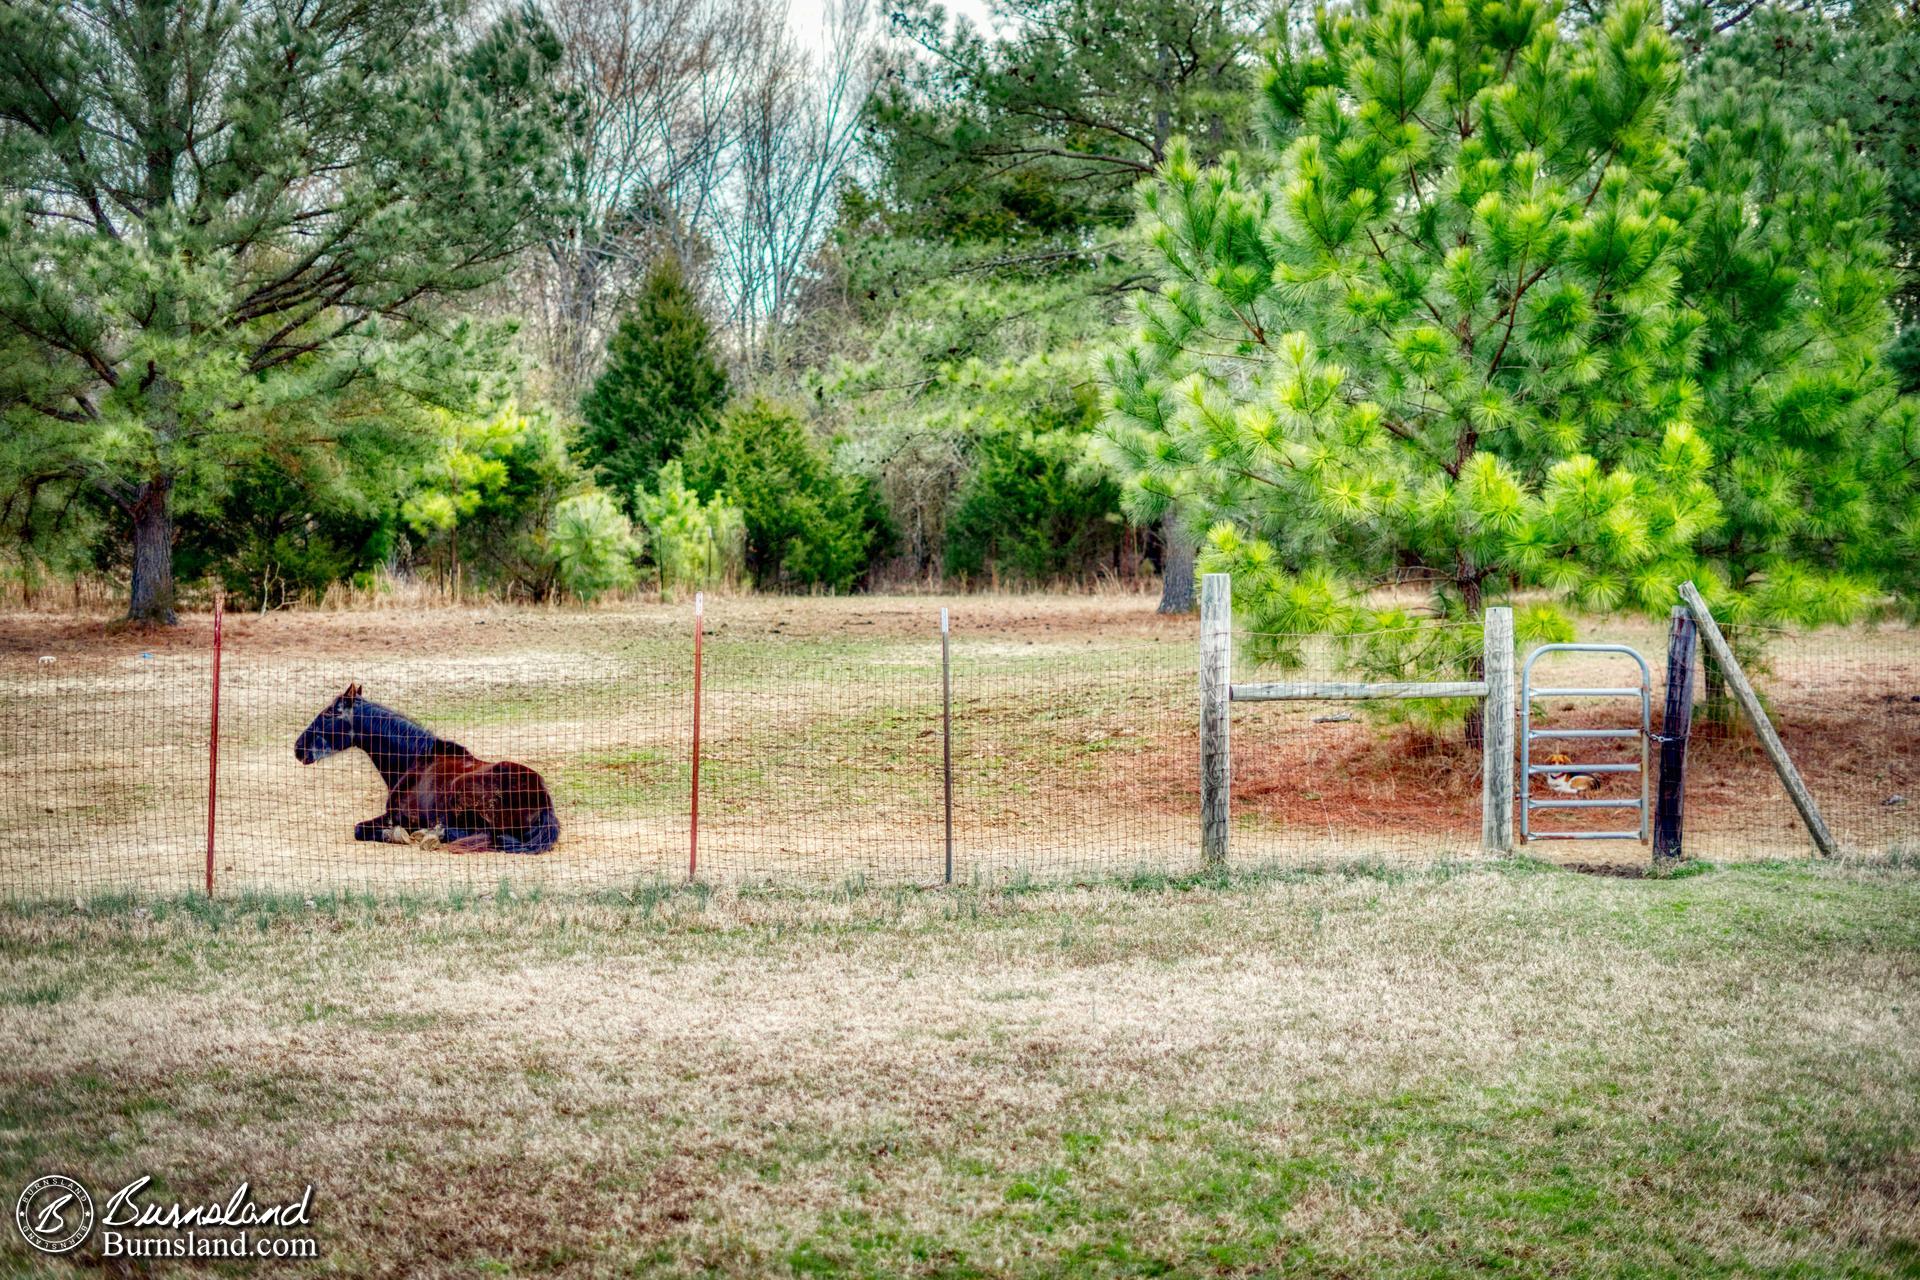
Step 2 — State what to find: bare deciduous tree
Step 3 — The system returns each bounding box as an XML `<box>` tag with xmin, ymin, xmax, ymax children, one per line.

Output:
<box><xmin>715</xmin><ymin>0</ymin><xmax>876</xmax><ymax>364</ymax></box>
<box><xmin>518</xmin><ymin>0</ymin><xmax>774</xmax><ymax>402</ymax></box>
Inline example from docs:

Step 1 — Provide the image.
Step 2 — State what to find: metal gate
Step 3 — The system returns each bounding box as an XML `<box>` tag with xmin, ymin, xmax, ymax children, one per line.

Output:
<box><xmin>1521</xmin><ymin>644</ymin><xmax>1651</xmax><ymax>842</ymax></box>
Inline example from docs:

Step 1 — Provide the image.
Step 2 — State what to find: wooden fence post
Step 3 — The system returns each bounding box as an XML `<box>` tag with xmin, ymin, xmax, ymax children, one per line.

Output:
<box><xmin>1652</xmin><ymin>606</ymin><xmax>1698</xmax><ymax>865</ymax></box>
<box><xmin>1481</xmin><ymin>606</ymin><xmax>1515</xmax><ymax>854</ymax></box>
<box><xmin>1200</xmin><ymin>573</ymin><xmax>1231</xmax><ymax>870</ymax></box>
<box><xmin>1678</xmin><ymin>581</ymin><xmax>1838</xmax><ymax>857</ymax></box>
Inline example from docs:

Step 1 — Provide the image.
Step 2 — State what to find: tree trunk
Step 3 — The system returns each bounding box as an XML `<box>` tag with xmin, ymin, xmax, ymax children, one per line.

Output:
<box><xmin>1460</xmin><ymin>573</ymin><xmax>1486</xmax><ymax>747</ymax></box>
<box><xmin>1157</xmin><ymin>515</ymin><xmax>1196</xmax><ymax>614</ymax></box>
<box><xmin>127</xmin><ymin>475</ymin><xmax>178</xmax><ymax>625</ymax></box>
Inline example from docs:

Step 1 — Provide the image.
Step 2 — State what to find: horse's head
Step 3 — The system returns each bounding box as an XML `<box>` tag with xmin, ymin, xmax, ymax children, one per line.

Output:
<box><xmin>295</xmin><ymin>684</ymin><xmax>363</xmax><ymax>764</ymax></box>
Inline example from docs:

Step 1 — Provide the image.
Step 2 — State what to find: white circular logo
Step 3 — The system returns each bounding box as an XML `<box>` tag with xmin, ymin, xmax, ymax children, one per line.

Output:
<box><xmin>15</xmin><ymin>1175</ymin><xmax>94</xmax><ymax>1254</ymax></box>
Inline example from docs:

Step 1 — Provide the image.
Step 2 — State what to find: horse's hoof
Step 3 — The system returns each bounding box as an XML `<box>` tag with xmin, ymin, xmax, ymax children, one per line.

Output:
<box><xmin>385</xmin><ymin>827</ymin><xmax>409</xmax><ymax>845</ymax></box>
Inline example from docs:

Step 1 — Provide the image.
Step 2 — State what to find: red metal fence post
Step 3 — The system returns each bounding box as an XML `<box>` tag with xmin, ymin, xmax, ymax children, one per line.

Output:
<box><xmin>206</xmin><ymin>591</ymin><xmax>224</xmax><ymax>898</ymax></box>
<box><xmin>941</xmin><ymin>607</ymin><xmax>953</xmax><ymax>885</ymax></box>
<box><xmin>689</xmin><ymin>591</ymin><xmax>704</xmax><ymax>880</ymax></box>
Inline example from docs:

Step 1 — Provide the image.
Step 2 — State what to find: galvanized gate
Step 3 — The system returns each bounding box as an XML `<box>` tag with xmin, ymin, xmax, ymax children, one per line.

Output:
<box><xmin>1521</xmin><ymin>644</ymin><xmax>1651</xmax><ymax>842</ymax></box>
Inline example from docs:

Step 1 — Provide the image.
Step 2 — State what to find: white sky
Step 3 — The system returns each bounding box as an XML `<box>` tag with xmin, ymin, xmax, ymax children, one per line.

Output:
<box><xmin>786</xmin><ymin>0</ymin><xmax>998</xmax><ymax>51</ymax></box>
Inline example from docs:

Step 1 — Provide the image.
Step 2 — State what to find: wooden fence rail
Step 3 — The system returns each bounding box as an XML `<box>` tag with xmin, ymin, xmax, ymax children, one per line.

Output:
<box><xmin>1198</xmin><ymin>573</ymin><xmax>1517</xmax><ymax>866</ymax></box>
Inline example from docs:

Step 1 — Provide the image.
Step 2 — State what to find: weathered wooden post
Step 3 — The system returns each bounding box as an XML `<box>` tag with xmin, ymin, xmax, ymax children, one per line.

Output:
<box><xmin>1481</xmin><ymin>606</ymin><xmax>1515</xmax><ymax>854</ymax></box>
<box><xmin>1678</xmin><ymin>581</ymin><xmax>1838</xmax><ymax>857</ymax></box>
<box><xmin>1652</xmin><ymin>606</ymin><xmax>1698</xmax><ymax>866</ymax></box>
<box><xmin>1200</xmin><ymin>573</ymin><xmax>1231</xmax><ymax>870</ymax></box>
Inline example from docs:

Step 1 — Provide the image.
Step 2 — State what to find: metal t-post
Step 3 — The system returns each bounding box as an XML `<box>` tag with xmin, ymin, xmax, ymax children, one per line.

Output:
<box><xmin>941</xmin><ymin>607</ymin><xmax>953</xmax><ymax>885</ymax></box>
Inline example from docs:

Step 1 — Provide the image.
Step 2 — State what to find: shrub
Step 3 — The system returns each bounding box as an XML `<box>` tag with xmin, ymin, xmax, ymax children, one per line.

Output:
<box><xmin>634</xmin><ymin>461</ymin><xmax>747</xmax><ymax>597</ymax></box>
<box><xmin>578</xmin><ymin>259</ymin><xmax>730</xmax><ymax>512</ymax></box>
<box><xmin>546</xmin><ymin>492</ymin><xmax>641</xmax><ymax>601</ymax></box>
<box><xmin>944</xmin><ymin>426</ymin><xmax>1125</xmax><ymax>582</ymax></box>
<box><xmin>681</xmin><ymin>400</ymin><xmax>884</xmax><ymax>592</ymax></box>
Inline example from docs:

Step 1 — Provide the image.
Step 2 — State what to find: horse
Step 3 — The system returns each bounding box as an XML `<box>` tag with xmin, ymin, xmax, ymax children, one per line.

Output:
<box><xmin>294</xmin><ymin>684</ymin><xmax>560</xmax><ymax>855</ymax></box>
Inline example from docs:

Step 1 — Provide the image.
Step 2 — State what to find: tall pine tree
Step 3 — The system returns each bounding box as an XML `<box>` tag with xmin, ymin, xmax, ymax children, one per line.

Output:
<box><xmin>0</xmin><ymin>0</ymin><xmax>571</xmax><ymax>622</ymax></box>
<box><xmin>579</xmin><ymin>258</ymin><xmax>730</xmax><ymax>514</ymax></box>
<box><xmin>1103</xmin><ymin>0</ymin><xmax>1918</xmax><ymax>682</ymax></box>
<box><xmin>847</xmin><ymin>0</ymin><xmax>1267</xmax><ymax>608</ymax></box>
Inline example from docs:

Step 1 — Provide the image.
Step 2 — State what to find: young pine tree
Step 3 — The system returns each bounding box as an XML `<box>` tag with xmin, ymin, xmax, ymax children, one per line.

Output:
<box><xmin>1678</xmin><ymin>48</ymin><xmax>1919</xmax><ymax>629</ymax></box>
<box><xmin>579</xmin><ymin>259</ymin><xmax>730</xmax><ymax>513</ymax></box>
<box><xmin>1104</xmin><ymin>0</ymin><xmax>1916</xmax><ymax>693</ymax></box>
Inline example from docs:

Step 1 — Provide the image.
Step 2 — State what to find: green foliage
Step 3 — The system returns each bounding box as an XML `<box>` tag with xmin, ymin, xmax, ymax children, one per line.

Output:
<box><xmin>1683</xmin><ymin>1</ymin><xmax>1920</xmax><ymax>392</ymax></box>
<box><xmin>794</xmin><ymin>0</ymin><xmax>1266</xmax><ymax>588</ymax></box>
<box><xmin>402</xmin><ymin>404</ymin><xmax>632</xmax><ymax>603</ymax></box>
<box><xmin>681</xmin><ymin>401</ymin><xmax>882</xmax><ymax>592</ymax></box>
<box><xmin>0</xmin><ymin>0</ymin><xmax>571</xmax><ymax>619</ymax></box>
<box><xmin>634</xmin><ymin>461</ymin><xmax>747</xmax><ymax>598</ymax></box>
<box><xmin>872</xmin><ymin>0</ymin><xmax>1265</xmax><ymax>243</ymax></box>
<box><xmin>546</xmin><ymin>492</ymin><xmax>641</xmax><ymax>602</ymax></box>
<box><xmin>579</xmin><ymin>259</ymin><xmax>731</xmax><ymax>512</ymax></box>
<box><xmin>179</xmin><ymin>464</ymin><xmax>395</xmax><ymax>610</ymax></box>
<box><xmin>1103</xmin><ymin>0</ymin><xmax>1918</xmax><ymax>681</ymax></box>
<box><xmin>1674</xmin><ymin>71</ymin><xmax>1914</xmax><ymax>625</ymax></box>
<box><xmin>944</xmin><ymin>423</ymin><xmax>1126</xmax><ymax>582</ymax></box>
<box><xmin>814</xmin><ymin>255</ymin><xmax>1132</xmax><ymax>577</ymax></box>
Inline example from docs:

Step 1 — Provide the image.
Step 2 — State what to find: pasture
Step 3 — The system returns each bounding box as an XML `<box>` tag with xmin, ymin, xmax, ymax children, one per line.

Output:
<box><xmin>3</xmin><ymin>595</ymin><xmax>1918</xmax><ymax>1274</ymax></box>
<box><xmin>2</xmin><ymin>859</ymin><xmax>1918</xmax><ymax>1276</ymax></box>
<box><xmin>1</xmin><ymin>593</ymin><xmax>1915</xmax><ymax>903</ymax></box>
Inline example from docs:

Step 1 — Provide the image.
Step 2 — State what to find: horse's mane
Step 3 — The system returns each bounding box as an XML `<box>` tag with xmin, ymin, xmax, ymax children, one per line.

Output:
<box><xmin>355</xmin><ymin>699</ymin><xmax>467</xmax><ymax>761</ymax></box>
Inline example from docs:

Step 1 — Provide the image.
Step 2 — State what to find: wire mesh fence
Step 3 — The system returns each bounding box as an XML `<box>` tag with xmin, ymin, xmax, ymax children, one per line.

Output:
<box><xmin>1227</xmin><ymin>615</ymin><xmax>1920</xmax><ymax>865</ymax></box>
<box><xmin>0</xmin><ymin>606</ymin><xmax>1196</xmax><ymax>900</ymax></box>
<box><xmin>1682</xmin><ymin>623</ymin><xmax>1920</xmax><ymax>861</ymax></box>
<box><xmin>1229</xmin><ymin>623</ymin><xmax>1489</xmax><ymax>864</ymax></box>
<box><xmin>0</xmin><ymin>601</ymin><xmax>1913</xmax><ymax>903</ymax></box>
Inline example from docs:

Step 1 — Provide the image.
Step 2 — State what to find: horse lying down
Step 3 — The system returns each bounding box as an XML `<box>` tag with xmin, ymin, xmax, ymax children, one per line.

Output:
<box><xmin>295</xmin><ymin>684</ymin><xmax>559</xmax><ymax>854</ymax></box>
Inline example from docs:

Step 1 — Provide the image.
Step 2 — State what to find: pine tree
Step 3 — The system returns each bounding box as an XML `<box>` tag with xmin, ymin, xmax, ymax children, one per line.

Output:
<box><xmin>681</xmin><ymin>400</ymin><xmax>878</xmax><ymax>592</ymax></box>
<box><xmin>579</xmin><ymin>259</ymin><xmax>730</xmax><ymax>513</ymax></box>
<box><xmin>860</xmin><ymin>0</ymin><xmax>1268</xmax><ymax>609</ymax></box>
<box><xmin>1682</xmin><ymin>1</ymin><xmax>1920</xmax><ymax>393</ymax></box>
<box><xmin>1102</xmin><ymin>0</ymin><xmax>1917</xmax><ymax>685</ymax></box>
<box><xmin>0</xmin><ymin>0</ymin><xmax>571</xmax><ymax>622</ymax></box>
<box><xmin>1676</xmin><ymin>76</ymin><xmax>1914</xmax><ymax>628</ymax></box>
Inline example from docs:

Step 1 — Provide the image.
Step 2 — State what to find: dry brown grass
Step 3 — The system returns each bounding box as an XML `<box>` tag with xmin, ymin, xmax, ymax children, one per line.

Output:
<box><xmin>1</xmin><ymin>860</ymin><xmax>1917</xmax><ymax>1276</ymax></box>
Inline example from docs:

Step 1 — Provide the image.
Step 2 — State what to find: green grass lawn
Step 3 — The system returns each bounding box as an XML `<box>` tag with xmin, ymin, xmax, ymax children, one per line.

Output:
<box><xmin>2</xmin><ymin>858</ymin><xmax>1917</xmax><ymax>1277</ymax></box>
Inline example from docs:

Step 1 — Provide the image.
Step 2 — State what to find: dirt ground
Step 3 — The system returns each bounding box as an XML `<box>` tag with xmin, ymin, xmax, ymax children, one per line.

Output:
<box><xmin>1</xmin><ymin>591</ymin><xmax>1914</xmax><ymax>900</ymax></box>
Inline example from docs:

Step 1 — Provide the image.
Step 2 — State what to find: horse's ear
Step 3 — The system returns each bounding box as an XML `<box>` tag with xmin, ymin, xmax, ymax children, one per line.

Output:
<box><xmin>342</xmin><ymin>683</ymin><xmax>362</xmax><ymax>703</ymax></box>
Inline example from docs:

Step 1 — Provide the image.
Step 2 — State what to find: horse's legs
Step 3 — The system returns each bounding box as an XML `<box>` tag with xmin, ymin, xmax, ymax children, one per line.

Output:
<box><xmin>353</xmin><ymin>815</ymin><xmax>396</xmax><ymax>842</ymax></box>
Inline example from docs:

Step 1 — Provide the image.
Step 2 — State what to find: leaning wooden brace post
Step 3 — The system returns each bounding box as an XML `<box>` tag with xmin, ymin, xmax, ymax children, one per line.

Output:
<box><xmin>1652</xmin><ymin>606</ymin><xmax>1698</xmax><ymax>866</ymax></box>
<box><xmin>1200</xmin><ymin>573</ymin><xmax>1231</xmax><ymax>870</ymax></box>
<box><xmin>1678</xmin><ymin>581</ymin><xmax>1838</xmax><ymax>857</ymax></box>
<box><xmin>1481</xmin><ymin>606</ymin><xmax>1515</xmax><ymax>855</ymax></box>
